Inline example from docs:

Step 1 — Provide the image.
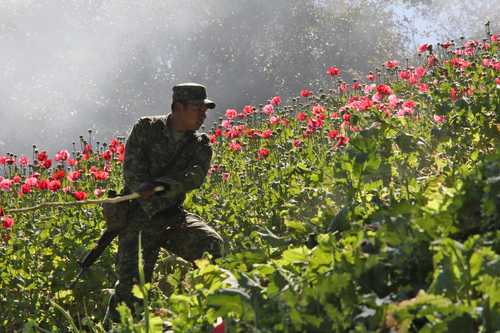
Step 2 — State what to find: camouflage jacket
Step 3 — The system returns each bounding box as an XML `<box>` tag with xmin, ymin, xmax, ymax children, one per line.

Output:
<box><xmin>123</xmin><ymin>114</ymin><xmax>212</xmax><ymax>219</ymax></box>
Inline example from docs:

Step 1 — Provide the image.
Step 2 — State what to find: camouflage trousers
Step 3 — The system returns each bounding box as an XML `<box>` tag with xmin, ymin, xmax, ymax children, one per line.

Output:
<box><xmin>107</xmin><ymin>204</ymin><xmax>223</xmax><ymax>321</ymax></box>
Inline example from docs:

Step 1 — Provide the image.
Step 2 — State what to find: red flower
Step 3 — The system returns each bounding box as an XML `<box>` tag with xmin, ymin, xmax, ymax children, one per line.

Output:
<box><xmin>300</xmin><ymin>89</ymin><xmax>312</xmax><ymax>97</ymax></box>
<box><xmin>101</xmin><ymin>150</ymin><xmax>112</xmax><ymax>161</ymax></box>
<box><xmin>296</xmin><ymin>112</ymin><xmax>307</xmax><ymax>121</ymax></box>
<box><xmin>92</xmin><ymin>170</ymin><xmax>109</xmax><ymax>181</ymax></box>
<box><xmin>37</xmin><ymin>179</ymin><xmax>49</xmax><ymax>190</ymax></box>
<box><xmin>2</xmin><ymin>215</ymin><xmax>14</xmax><ymax>229</ymax></box>
<box><xmin>271</xmin><ymin>96</ymin><xmax>281</xmax><ymax>106</ymax></box>
<box><xmin>342</xmin><ymin>114</ymin><xmax>351</xmax><ymax>122</ymax></box>
<box><xmin>51</xmin><ymin>169</ymin><xmax>65</xmax><ymax>180</ymax></box>
<box><xmin>376</xmin><ymin>84</ymin><xmax>392</xmax><ymax>96</ymax></box>
<box><xmin>12</xmin><ymin>175</ymin><xmax>21</xmax><ymax>184</ymax></box>
<box><xmin>326</xmin><ymin>66</ymin><xmax>341</xmax><ymax>76</ymax></box>
<box><xmin>450</xmin><ymin>87</ymin><xmax>458</xmax><ymax>101</ymax></box>
<box><xmin>258</xmin><ymin>129</ymin><xmax>273</xmax><ymax>139</ymax></box>
<box><xmin>384</xmin><ymin>60</ymin><xmax>399</xmax><ymax>69</ymax></box>
<box><xmin>257</xmin><ymin>148</ymin><xmax>270</xmax><ymax>159</ymax></box>
<box><xmin>48</xmin><ymin>180</ymin><xmax>61</xmax><ymax>192</ymax></box>
<box><xmin>73</xmin><ymin>191</ymin><xmax>87</xmax><ymax>201</ymax></box>
<box><xmin>351</xmin><ymin>82</ymin><xmax>361</xmax><ymax>90</ymax></box>
<box><xmin>54</xmin><ymin>149</ymin><xmax>70</xmax><ymax>161</ymax></box>
<box><xmin>42</xmin><ymin>159</ymin><xmax>52</xmax><ymax>169</ymax></box>
<box><xmin>20</xmin><ymin>183</ymin><xmax>32</xmax><ymax>194</ymax></box>
<box><xmin>67</xmin><ymin>170</ymin><xmax>81</xmax><ymax>182</ymax></box>
<box><xmin>366</xmin><ymin>72</ymin><xmax>375</xmax><ymax>81</ymax></box>
<box><xmin>37</xmin><ymin>151</ymin><xmax>48</xmax><ymax>162</ymax></box>
<box><xmin>328</xmin><ymin>129</ymin><xmax>339</xmax><ymax>139</ymax></box>
<box><xmin>242</xmin><ymin>105</ymin><xmax>254</xmax><ymax>115</ymax></box>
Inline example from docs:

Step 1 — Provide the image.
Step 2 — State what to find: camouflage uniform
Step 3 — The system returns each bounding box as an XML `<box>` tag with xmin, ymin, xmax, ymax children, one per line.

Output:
<box><xmin>110</xmin><ymin>112</ymin><xmax>222</xmax><ymax>318</ymax></box>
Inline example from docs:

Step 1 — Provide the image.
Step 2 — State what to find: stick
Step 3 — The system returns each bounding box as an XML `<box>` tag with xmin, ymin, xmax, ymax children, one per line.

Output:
<box><xmin>6</xmin><ymin>186</ymin><xmax>165</xmax><ymax>214</ymax></box>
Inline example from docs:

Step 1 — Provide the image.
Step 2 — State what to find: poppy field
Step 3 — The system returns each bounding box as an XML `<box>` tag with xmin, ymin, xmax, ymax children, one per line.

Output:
<box><xmin>1</xmin><ymin>33</ymin><xmax>500</xmax><ymax>332</ymax></box>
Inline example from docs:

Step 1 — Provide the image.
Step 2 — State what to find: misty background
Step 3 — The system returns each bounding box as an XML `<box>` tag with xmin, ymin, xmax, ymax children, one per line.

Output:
<box><xmin>0</xmin><ymin>0</ymin><xmax>498</xmax><ymax>157</ymax></box>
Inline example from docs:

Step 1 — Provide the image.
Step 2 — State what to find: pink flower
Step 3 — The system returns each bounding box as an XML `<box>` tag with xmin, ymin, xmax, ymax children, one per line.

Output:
<box><xmin>225</xmin><ymin>109</ymin><xmax>238</xmax><ymax>120</ymax></box>
<box><xmin>312</xmin><ymin>105</ymin><xmax>326</xmax><ymax>115</ymax></box>
<box><xmin>262</xmin><ymin>104</ymin><xmax>274</xmax><ymax>115</ymax></box>
<box><xmin>12</xmin><ymin>175</ymin><xmax>21</xmax><ymax>184</ymax></box>
<box><xmin>229</xmin><ymin>141</ymin><xmax>242</xmax><ymax>152</ymax></box>
<box><xmin>2</xmin><ymin>215</ymin><xmax>14</xmax><ymax>229</ymax></box>
<box><xmin>326</xmin><ymin>66</ymin><xmax>341</xmax><ymax>76</ymax></box>
<box><xmin>271</xmin><ymin>96</ymin><xmax>281</xmax><ymax>106</ymax></box>
<box><xmin>388</xmin><ymin>95</ymin><xmax>400</xmax><ymax>108</ymax></box>
<box><xmin>418</xmin><ymin>83</ymin><xmax>429</xmax><ymax>93</ymax></box>
<box><xmin>269</xmin><ymin>115</ymin><xmax>280</xmax><ymax>125</ymax></box>
<box><xmin>300</xmin><ymin>89</ymin><xmax>312</xmax><ymax>97</ymax></box>
<box><xmin>339</xmin><ymin>83</ymin><xmax>348</xmax><ymax>93</ymax></box>
<box><xmin>366</xmin><ymin>72</ymin><xmax>375</xmax><ymax>81</ymax></box>
<box><xmin>221</xmin><ymin>119</ymin><xmax>232</xmax><ymax>129</ymax></box>
<box><xmin>399</xmin><ymin>70</ymin><xmax>411</xmax><ymax>80</ymax></box>
<box><xmin>222</xmin><ymin>172</ymin><xmax>230</xmax><ymax>181</ymax></box>
<box><xmin>25</xmin><ymin>177</ymin><xmax>38</xmax><ymax>187</ymax></box>
<box><xmin>0</xmin><ymin>178</ymin><xmax>13</xmax><ymax>191</ymax></box>
<box><xmin>94</xmin><ymin>188</ymin><xmax>105</xmax><ymax>197</ymax></box>
<box><xmin>415</xmin><ymin>66</ymin><xmax>426</xmax><ymax>79</ymax></box>
<box><xmin>417</xmin><ymin>43</ymin><xmax>430</xmax><ymax>53</ymax></box>
<box><xmin>433</xmin><ymin>115</ymin><xmax>446</xmax><ymax>123</ymax></box>
<box><xmin>496</xmin><ymin>77</ymin><xmax>500</xmax><ymax>88</ymax></box>
<box><xmin>364</xmin><ymin>84</ymin><xmax>376</xmax><ymax>94</ymax></box>
<box><xmin>352</xmin><ymin>82</ymin><xmax>361</xmax><ymax>90</ymax></box>
<box><xmin>384</xmin><ymin>60</ymin><xmax>399</xmax><ymax>69</ymax></box>
<box><xmin>19</xmin><ymin>156</ymin><xmax>29</xmax><ymax>167</ymax></box>
<box><xmin>491</xmin><ymin>34</ymin><xmax>498</xmax><ymax>42</ymax></box>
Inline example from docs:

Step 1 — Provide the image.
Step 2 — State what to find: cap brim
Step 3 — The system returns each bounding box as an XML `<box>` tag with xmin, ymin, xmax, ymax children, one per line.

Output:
<box><xmin>204</xmin><ymin>98</ymin><xmax>216</xmax><ymax>109</ymax></box>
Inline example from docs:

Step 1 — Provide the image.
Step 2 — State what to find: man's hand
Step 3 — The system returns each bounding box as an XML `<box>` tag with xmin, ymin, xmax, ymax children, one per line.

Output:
<box><xmin>137</xmin><ymin>182</ymin><xmax>167</xmax><ymax>199</ymax></box>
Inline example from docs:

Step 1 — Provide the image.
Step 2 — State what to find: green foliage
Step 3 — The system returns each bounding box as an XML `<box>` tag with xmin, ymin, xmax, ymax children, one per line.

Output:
<box><xmin>0</xmin><ymin>33</ymin><xmax>499</xmax><ymax>332</ymax></box>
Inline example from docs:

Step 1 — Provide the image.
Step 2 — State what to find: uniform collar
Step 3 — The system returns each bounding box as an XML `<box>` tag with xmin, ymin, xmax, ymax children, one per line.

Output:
<box><xmin>165</xmin><ymin>113</ymin><xmax>194</xmax><ymax>141</ymax></box>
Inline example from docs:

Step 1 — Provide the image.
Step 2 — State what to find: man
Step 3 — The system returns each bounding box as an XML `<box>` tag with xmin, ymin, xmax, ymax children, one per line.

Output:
<box><xmin>108</xmin><ymin>83</ymin><xmax>223</xmax><ymax>321</ymax></box>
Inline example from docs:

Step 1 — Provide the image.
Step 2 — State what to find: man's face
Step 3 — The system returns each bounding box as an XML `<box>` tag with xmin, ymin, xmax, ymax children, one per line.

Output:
<box><xmin>177</xmin><ymin>101</ymin><xmax>208</xmax><ymax>130</ymax></box>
